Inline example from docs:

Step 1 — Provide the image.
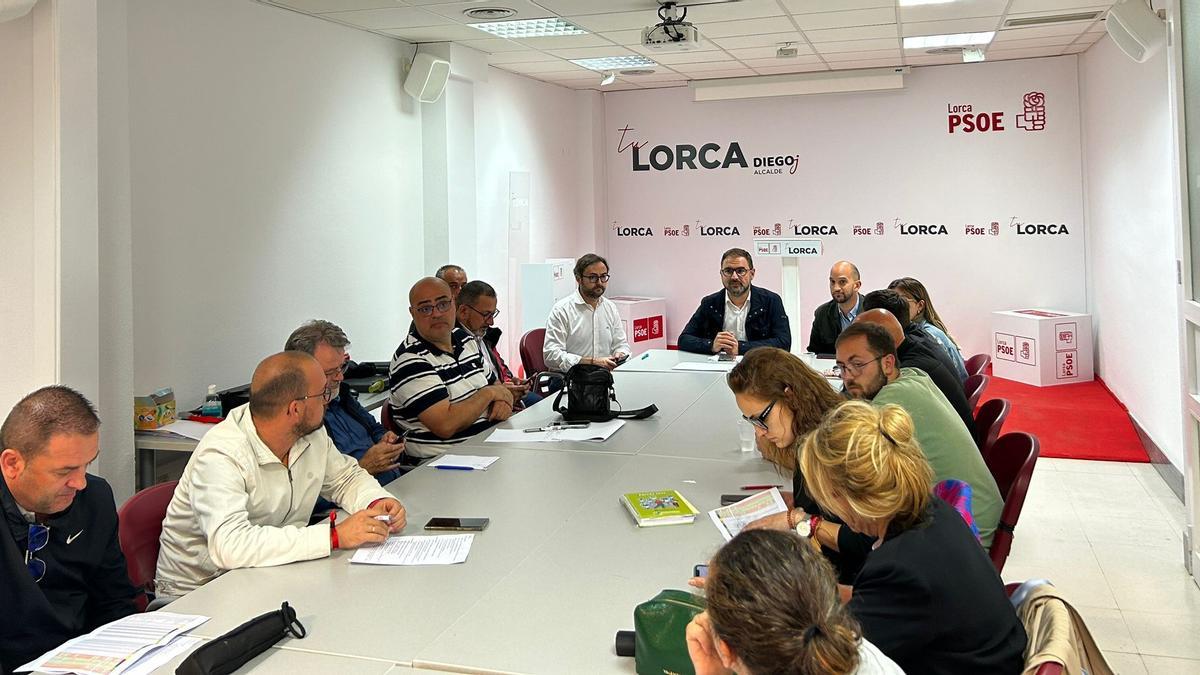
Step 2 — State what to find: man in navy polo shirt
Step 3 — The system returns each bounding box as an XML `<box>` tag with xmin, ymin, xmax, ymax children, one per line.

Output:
<box><xmin>388</xmin><ymin>277</ymin><xmax>514</xmax><ymax>458</ymax></box>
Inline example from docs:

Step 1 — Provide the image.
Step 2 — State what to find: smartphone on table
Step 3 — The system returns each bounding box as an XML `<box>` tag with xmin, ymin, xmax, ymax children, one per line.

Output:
<box><xmin>693</xmin><ymin>564</ymin><xmax>709</xmax><ymax>578</ymax></box>
<box><xmin>424</xmin><ymin>517</ymin><xmax>490</xmax><ymax>531</ymax></box>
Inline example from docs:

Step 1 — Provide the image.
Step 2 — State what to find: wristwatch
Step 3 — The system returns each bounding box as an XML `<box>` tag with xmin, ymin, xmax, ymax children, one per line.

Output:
<box><xmin>795</xmin><ymin>514</ymin><xmax>822</xmax><ymax>538</ymax></box>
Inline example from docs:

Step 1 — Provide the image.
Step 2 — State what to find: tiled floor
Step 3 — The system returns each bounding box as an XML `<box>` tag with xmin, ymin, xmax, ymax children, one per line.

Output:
<box><xmin>1002</xmin><ymin>458</ymin><xmax>1198</xmax><ymax>673</ymax></box>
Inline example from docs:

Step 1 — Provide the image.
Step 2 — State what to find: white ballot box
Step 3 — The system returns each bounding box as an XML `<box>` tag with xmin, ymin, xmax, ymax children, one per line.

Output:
<box><xmin>608</xmin><ymin>296</ymin><xmax>667</xmax><ymax>355</ymax></box>
<box><xmin>991</xmin><ymin>309</ymin><xmax>1093</xmax><ymax>387</ymax></box>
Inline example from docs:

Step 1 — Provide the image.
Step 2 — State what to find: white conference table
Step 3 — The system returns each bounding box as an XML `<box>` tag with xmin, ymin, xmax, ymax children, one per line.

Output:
<box><xmin>161</xmin><ymin>350</ymin><xmax>798</xmax><ymax>673</ymax></box>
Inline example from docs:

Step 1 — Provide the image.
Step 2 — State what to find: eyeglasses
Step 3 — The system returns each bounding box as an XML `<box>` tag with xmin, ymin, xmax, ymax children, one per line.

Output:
<box><xmin>720</xmin><ymin>267</ymin><xmax>751</xmax><ymax>278</ymax></box>
<box><xmin>742</xmin><ymin>400</ymin><xmax>776</xmax><ymax>431</ymax></box>
<box><xmin>295</xmin><ymin>386</ymin><xmax>333</xmax><ymax>404</ymax></box>
<box><xmin>832</xmin><ymin>355</ymin><xmax>884</xmax><ymax>378</ymax></box>
<box><xmin>580</xmin><ymin>274</ymin><xmax>610</xmax><ymax>283</ymax></box>
<box><xmin>26</xmin><ymin>523</ymin><xmax>49</xmax><ymax>583</ymax></box>
<box><xmin>464</xmin><ymin>305</ymin><xmax>500</xmax><ymax>320</ymax></box>
<box><xmin>413</xmin><ymin>299</ymin><xmax>454</xmax><ymax>316</ymax></box>
<box><xmin>323</xmin><ymin>360</ymin><xmax>350</xmax><ymax>379</ymax></box>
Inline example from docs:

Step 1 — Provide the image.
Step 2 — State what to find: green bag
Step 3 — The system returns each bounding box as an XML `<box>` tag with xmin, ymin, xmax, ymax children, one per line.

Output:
<box><xmin>634</xmin><ymin>589</ymin><xmax>707</xmax><ymax>675</ymax></box>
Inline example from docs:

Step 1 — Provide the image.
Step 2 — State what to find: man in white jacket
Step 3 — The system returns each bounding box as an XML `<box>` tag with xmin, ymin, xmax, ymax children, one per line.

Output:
<box><xmin>155</xmin><ymin>351</ymin><xmax>407</xmax><ymax>597</ymax></box>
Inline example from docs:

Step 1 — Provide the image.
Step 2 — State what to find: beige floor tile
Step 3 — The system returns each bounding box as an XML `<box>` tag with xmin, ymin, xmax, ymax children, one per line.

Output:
<box><xmin>1124</xmin><ymin>610</ymin><xmax>1200</xmax><ymax>660</ymax></box>
<box><xmin>1047</xmin><ymin>458</ymin><xmax>1135</xmax><ymax>475</ymax></box>
<box><xmin>1077</xmin><ymin>606</ymin><xmax>1138</xmax><ymax>653</ymax></box>
<box><xmin>1059</xmin><ymin>472</ymin><xmax>1158</xmax><ymax>519</ymax></box>
<box><xmin>1002</xmin><ymin>540</ymin><xmax>1118</xmax><ymax>609</ymax></box>
<box><xmin>1139</xmin><ymin>654</ymin><xmax>1200</xmax><ymax>674</ymax></box>
<box><xmin>1078</xmin><ymin>512</ymin><xmax>1181</xmax><ymax>547</ymax></box>
<box><xmin>1093</xmin><ymin>543</ymin><xmax>1200</xmax><ymax>615</ymax></box>
<box><xmin>1104</xmin><ymin>651</ymin><xmax>1149</xmax><ymax>674</ymax></box>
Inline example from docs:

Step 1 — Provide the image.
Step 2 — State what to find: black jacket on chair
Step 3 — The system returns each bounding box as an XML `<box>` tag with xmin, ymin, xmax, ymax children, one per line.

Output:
<box><xmin>1</xmin><ymin>475</ymin><xmax>138</xmax><ymax>674</ymax></box>
<box><xmin>807</xmin><ymin>298</ymin><xmax>849</xmax><ymax>356</ymax></box>
<box><xmin>677</xmin><ymin>286</ymin><xmax>791</xmax><ymax>354</ymax></box>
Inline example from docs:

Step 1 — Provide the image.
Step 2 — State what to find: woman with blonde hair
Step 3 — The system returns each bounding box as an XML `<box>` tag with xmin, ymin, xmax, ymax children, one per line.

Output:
<box><xmin>800</xmin><ymin>401</ymin><xmax>1025</xmax><ymax>675</ymax></box>
<box><xmin>726</xmin><ymin>348</ymin><xmax>875</xmax><ymax>581</ymax></box>
<box><xmin>686</xmin><ymin>529</ymin><xmax>903</xmax><ymax>675</ymax></box>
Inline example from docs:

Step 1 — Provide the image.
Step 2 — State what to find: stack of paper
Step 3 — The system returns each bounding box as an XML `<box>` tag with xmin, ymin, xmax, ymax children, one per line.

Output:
<box><xmin>486</xmin><ymin>419</ymin><xmax>625</xmax><ymax>443</ymax></box>
<box><xmin>427</xmin><ymin>454</ymin><xmax>499</xmax><ymax>470</ymax></box>
<box><xmin>18</xmin><ymin>612</ymin><xmax>208</xmax><ymax>675</ymax></box>
<box><xmin>350</xmin><ymin>534</ymin><xmax>474</xmax><ymax>565</ymax></box>
<box><xmin>708</xmin><ymin>489</ymin><xmax>788</xmax><ymax>541</ymax></box>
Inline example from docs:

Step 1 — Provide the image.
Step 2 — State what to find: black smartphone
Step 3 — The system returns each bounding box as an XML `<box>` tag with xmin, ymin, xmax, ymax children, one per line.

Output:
<box><xmin>424</xmin><ymin>517</ymin><xmax>490</xmax><ymax>531</ymax></box>
<box><xmin>720</xmin><ymin>494</ymin><xmax>749</xmax><ymax>506</ymax></box>
<box><xmin>693</xmin><ymin>564</ymin><xmax>709</xmax><ymax>578</ymax></box>
<box><xmin>717</xmin><ymin>352</ymin><xmax>735</xmax><ymax>362</ymax></box>
<box><xmin>614</xmin><ymin>353</ymin><xmax>630</xmax><ymax>365</ymax></box>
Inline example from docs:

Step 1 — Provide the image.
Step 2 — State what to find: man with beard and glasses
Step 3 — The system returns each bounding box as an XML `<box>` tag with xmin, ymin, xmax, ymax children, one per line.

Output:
<box><xmin>677</xmin><ymin>248</ymin><xmax>791</xmax><ymax>356</ymax></box>
<box><xmin>543</xmin><ymin>253</ymin><xmax>631</xmax><ymax>372</ymax></box>
<box><xmin>833</xmin><ymin>322</ymin><xmax>1001</xmax><ymax>547</ymax></box>
<box><xmin>807</xmin><ymin>260</ymin><xmax>863</xmax><ymax>356</ymax></box>
<box><xmin>155</xmin><ymin>352</ymin><xmax>406</xmax><ymax>597</ymax></box>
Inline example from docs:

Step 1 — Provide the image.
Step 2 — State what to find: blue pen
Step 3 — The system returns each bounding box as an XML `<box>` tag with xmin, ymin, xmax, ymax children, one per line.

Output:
<box><xmin>435</xmin><ymin>465</ymin><xmax>474</xmax><ymax>471</ymax></box>
<box><xmin>640</xmin><ymin>353</ymin><xmax>650</xmax><ymax>360</ymax></box>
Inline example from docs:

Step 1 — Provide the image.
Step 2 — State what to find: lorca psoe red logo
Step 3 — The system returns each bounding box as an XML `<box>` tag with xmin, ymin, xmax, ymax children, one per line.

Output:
<box><xmin>1016</xmin><ymin>92</ymin><xmax>1046</xmax><ymax>131</ymax></box>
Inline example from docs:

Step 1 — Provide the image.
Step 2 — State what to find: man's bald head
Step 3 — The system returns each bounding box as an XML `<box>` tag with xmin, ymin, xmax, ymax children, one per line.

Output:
<box><xmin>830</xmin><ymin>260</ymin><xmax>860</xmax><ymax>281</ymax></box>
<box><xmin>854</xmin><ymin>308</ymin><xmax>905</xmax><ymax>347</ymax></box>
<box><xmin>249</xmin><ymin>351</ymin><xmax>321</xmax><ymax>419</ymax></box>
<box><xmin>409</xmin><ymin>277</ymin><xmax>456</xmax><ymax>345</ymax></box>
<box><xmin>410</xmin><ymin>277</ymin><xmax>451</xmax><ymax>306</ymax></box>
<box><xmin>828</xmin><ymin>260</ymin><xmax>862</xmax><ymax>306</ymax></box>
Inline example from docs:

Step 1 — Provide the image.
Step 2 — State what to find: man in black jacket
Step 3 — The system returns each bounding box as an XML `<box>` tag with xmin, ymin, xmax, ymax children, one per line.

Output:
<box><xmin>806</xmin><ymin>260</ymin><xmax>863</xmax><ymax>355</ymax></box>
<box><xmin>1</xmin><ymin>386</ymin><xmax>138</xmax><ymax>673</ymax></box>
<box><xmin>678</xmin><ymin>247</ymin><xmax>791</xmax><ymax>355</ymax></box>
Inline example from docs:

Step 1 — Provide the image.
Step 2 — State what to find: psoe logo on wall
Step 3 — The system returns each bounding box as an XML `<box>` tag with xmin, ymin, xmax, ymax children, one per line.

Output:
<box><xmin>892</xmin><ymin>218</ymin><xmax>947</xmax><ymax>236</ymax></box>
<box><xmin>612</xmin><ymin>221</ymin><xmax>654</xmax><ymax>237</ymax></box>
<box><xmin>663</xmin><ymin>223</ymin><xmax>692</xmax><ymax>237</ymax></box>
<box><xmin>633</xmin><ymin>315</ymin><xmax>665</xmax><ymax>343</ymax></box>
<box><xmin>963</xmin><ymin>221</ymin><xmax>1001</xmax><ymax>236</ymax></box>
<box><xmin>946</xmin><ymin>91</ymin><xmax>1047</xmax><ymax>134</ymax></box>
<box><xmin>752</xmin><ymin>223</ymin><xmax>785</xmax><ymax>237</ymax></box>
<box><xmin>616</xmin><ymin>125</ymin><xmax>799</xmax><ymax>176</ymax></box>
<box><xmin>854</xmin><ymin>222</ymin><xmax>886</xmax><ymax>236</ymax></box>
<box><xmin>1009</xmin><ymin>216</ymin><xmax>1070</xmax><ymax>235</ymax></box>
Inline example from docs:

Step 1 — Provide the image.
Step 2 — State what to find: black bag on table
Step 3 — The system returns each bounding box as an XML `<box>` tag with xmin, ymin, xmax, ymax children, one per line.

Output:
<box><xmin>552</xmin><ymin>363</ymin><xmax>657</xmax><ymax>422</ymax></box>
<box><xmin>176</xmin><ymin>602</ymin><xmax>306</xmax><ymax>675</ymax></box>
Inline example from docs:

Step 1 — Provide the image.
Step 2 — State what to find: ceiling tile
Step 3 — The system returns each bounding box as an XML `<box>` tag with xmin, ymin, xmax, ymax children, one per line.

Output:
<box><xmin>740</xmin><ymin>56</ymin><xmax>832</xmax><ymax>69</ymax></box>
<box><xmin>568</xmin><ymin>10</ymin><xmax>659</xmax><ymax>33</ymax></box>
<box><xmin>629</xmin><ymin>41</ymin><xmax>724</xmax><ymax>57</ymax></box>
<box><xmin>986</xmin><ymin>45</ymin><xmax>1070</xmax><ymax>59</ymax></box>
<box><xmin>804</xmin><ymin>24</ymin><xmax>899</xmax><ymax>42</ymax></box>
<box><xmin>320</xmin><ymin>6</ymin><xmax>447</xmax><ymax>29</ymax></box>
<box><xmin>547</xmin><ymin>45</ymin><xmax>639</xmax><ymax>59</ymax></box>
<box><xmin>514</xmin><ymin>33</ymin><xmax>613</xmax><ymax>49</ymax></box>
<box><xmin>899</xmin><ymin>0</ymin><xmax>1009</xmax><ymax>23</ymax></box>
<box><xmin>616</xmin><ymin>71</ymin><xmax>687</xmax><ymax>82</ymax></box>
<box><xmin>421</xmin><ymin>0</ymin><xmax>559</xmax><ymax>23</ymax></box>
<box><xmin>683</xmin><ymin>0</ymin><xmax>787</xmax><ymax>23</ymax></box>
<box><xmin>710</xmin><ymin>31</ymin><xmax>805</xmax><ymax>49</ymax></box>
<box><xmin>602</xmin><ymin>82</ymin><xmax>647</xmax><ymax>91</ymax></box>
<box><xmin>828</xmin><ymin>57</ymin><xmax>905</xmax><ymax>69</ymax></box>
<box><xmin>599</xmin><ymin>29</ymin><xmax>645</xmax><ymax>45</ymax></box>
<box><xmin>905</xmin><ymin>53</ymin><xmax>968</xmax><ymax>65</ymax></box>
<box><xmin>822</xmin><ymin>48</ymin><xmax>901</xmax><ymax>62</ymax></box>
<box><xmin>995</xmin><ymin>22</ymin><xmax>1091</xmax><ymax>40</ymax></box>
<box><xmin>782</xmin><ymin>0</ymin><xmax>892</xmax><ymax>13</ymax></box>
<box><xmin>791</xmin><ymin>8</ymin><xmax>896</xmax><ymax>31</ymax></box>
<box><xmin>752</xmin><ymin>63</ymin><xmax>831</xmax><ymax>75</ymax></box>
<box><xmin>676</xmin><ymin>58</ymin><xmax>804</xmax><ymax>72</ymax></box>
<box><xmin>688</xmin><ymin>67</ymin><xmax>758</xmax><ymax>79</ymax></box>
<box><xmin>1007</xmin><ymin>0</ymin><xmax>1115</xmax><ymax>13</ymax></box>
<box><xmin>500</xmin><ymin>60</ymin><xmax>586</xmax><ymax>73</ymax></box>
<box><xmin>458</xmin><ymin>38</ymin><xmax>529</xmax><ymax>53</ymax></box>
<box><xmin>534</xmin><ymin>0</ymin><xmax>661</xmax><ymax>14</ymax></box>
<box><xmin>649</xmin><ymin>50</ymin><xmax>737</xmax><ymax>64</ymax></box>
<box><xmin>813</xmin><ymin>37</ymin><xmax>901</xmax><ymax>53</ymax></box>
<box><xmin>486</xmin><ymin>50</ymin><xmax>560</xmax><ymax>64</ymax></box>
<box><xmin>382</xmin><ymin>24</ymin><xmax>488</xmax><ymax>41</ymax></box>
<box><xmin>1062</xmin><ymin>42</ymin><xmax>1092</xmax><ymax>53</ymax></box>
<box><xmin>727</xmin><ymin>45</ymin><xmax>814</xmax><ymax>60</ymax></box>
<box><xmin>990</xmin><ymin>33</ymin><xmax>1082</xmax><ymax>49</ymax></box>
<box><xmin>269</xmin><ymin>0</ymin><xmax>400</xmax><ymax>12</ymax></box>
<box><xmin>901</xmin><ymin>17</ymin><xmax>1002</xmax><ymax>37</ymax></box>
<box><xmin>703</xmin><ymin>17</ymin><xmax>801</xmax><ymax>38</ymax></box>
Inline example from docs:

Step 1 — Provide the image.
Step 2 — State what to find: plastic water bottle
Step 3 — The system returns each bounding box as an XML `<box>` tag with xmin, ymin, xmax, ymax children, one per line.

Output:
<box><xmin>201</xmin><ymin>384</ymin><xmax>222</xmax><ymax>417</ymax></box>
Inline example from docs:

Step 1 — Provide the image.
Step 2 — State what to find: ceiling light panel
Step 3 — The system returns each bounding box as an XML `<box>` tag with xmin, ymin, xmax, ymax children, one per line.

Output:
<box><xmin>570</xmin><ymin>55</ymin><xmax>657</xmax><ymax>71</ymax></box>
<box><xmin>469</xmin><ymin>17</ymin><xmax>587</xmax><ymax>38</ymax></box>
<box><xmin>903</xmin><ymin>31</ymin><xmax>996</xmax><ymax>49</ymax></box>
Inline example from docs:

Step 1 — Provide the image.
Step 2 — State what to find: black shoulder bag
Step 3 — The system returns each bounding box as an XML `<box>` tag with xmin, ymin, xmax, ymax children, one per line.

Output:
<box><xmin>176</xmin><ymin>602</ymin><xmax>306</xmax><ymax>675</ymax></box>
<box><xmin>552</xmin><ymin>363</ymin><xmax>657</xmax><ymax>422</ymax></box>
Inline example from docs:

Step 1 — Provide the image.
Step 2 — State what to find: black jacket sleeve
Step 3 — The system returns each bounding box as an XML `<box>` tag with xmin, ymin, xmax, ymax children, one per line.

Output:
<box><xmin>740</xmin><ymin>292</ymin><xmax>791</xmax><ymax>353</ymax></box>
<box><xmin>677</xmin><ymin>298</ymin><xmax>715</xmax><ymax>354</ymax></box>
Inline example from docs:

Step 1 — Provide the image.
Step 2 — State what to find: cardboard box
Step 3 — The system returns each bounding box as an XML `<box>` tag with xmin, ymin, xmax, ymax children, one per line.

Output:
<box><xmin>134</xmin><ymin>388</ymin><xmax>177</xmax><ymax>429</ymax></box>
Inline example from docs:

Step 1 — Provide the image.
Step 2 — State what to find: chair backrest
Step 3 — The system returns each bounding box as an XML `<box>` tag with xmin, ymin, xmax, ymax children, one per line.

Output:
<box><xmin>381</xmin><ymin>400</ymin><xmax>400</xmax><ymax>435</ymax></box>
<box><xmin>519</xmin><ymin>328</ymin><xmax>548</xmax><ymax>377</ymax></box>
<box><xmin>117</xmin><ymin>480</ymin><xmax>178</xmax><ymax>611</ymax></box>
<box><xmin>973</xmin><ymin>398</ymin><xmax>1011</xmax><ymax>454</ymax></box>
<box><xmin>964</xmin><ymin>373</ymin><xmax>989</xmax><ymax>410</ymax></box>
<box><xmin>985</xmin><ymin>432</ymin><xmax>1040</xmax><ymax>573</ymax></box>
<box><xmin>964</xmin><ymin>353</ymin><xmax>991</xmax><ymax>378</ymax></box>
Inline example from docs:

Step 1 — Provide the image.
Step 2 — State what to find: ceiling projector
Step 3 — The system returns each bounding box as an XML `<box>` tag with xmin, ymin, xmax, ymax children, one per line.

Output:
<box><xmin>642</xmin><ymin>2</ymin><xmax>703</xmax><ymax>52</ymax></box>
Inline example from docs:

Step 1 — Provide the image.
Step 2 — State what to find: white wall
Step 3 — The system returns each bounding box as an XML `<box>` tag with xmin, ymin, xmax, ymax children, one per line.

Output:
<box><xmin>126</xmin><ymin>0</ymin><xmax>423</xmax><ymax>410</ymax></box>
<box><xmin>1080</xmin><ymin>35</ymin><xmax>1184</xmax><ymax>469</ymax></box>
<box><xmin>603</xmin><ymin>57</ymin><xmax>1087</xmax><ymax>357</ymax></box>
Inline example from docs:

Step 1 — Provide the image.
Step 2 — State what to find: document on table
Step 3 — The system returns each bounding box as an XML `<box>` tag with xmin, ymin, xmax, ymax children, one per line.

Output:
<box><xmin>486</xmin><ymin>419</ymin><xmax>625</xmax><ymax>443</ymax></box>
<box><xmin>350</xmin><ymin>534</ymin><xmax>474</xmax><ymax>565</ymax></box>
<box><xmin>672</xmin><ymin>361</ymin><xmax>736</xmax><ymax>372</ymax></box>
<box><xmin>140</xmin><ymin>419</ymin><xmax>215</xmax><ymax>441</ymax></box>
<box><xmin>427</xmin><ymin>454</ymin><xmax>500</xmax><ymax>470</ymax></box>
<box><xmin>17</xmin><ymin>612</ymin><xmax>208</xmax><ymax>675</ymax></box>
<box><xmin>708</xmin><ymin>488</ymin><xmax>788</xmax><ymax>541</ymax></box>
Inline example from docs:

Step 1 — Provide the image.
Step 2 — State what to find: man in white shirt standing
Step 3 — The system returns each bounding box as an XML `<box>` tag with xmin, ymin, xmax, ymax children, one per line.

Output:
<box><xmin>543</xmin><ymin>253</ymin><xmax>631</xmax><ymax>372</ymax></box>
<box><xmin>155</xmin><ymin>351</ymin><xmax>406</xmax><ymax>596</ymax></box>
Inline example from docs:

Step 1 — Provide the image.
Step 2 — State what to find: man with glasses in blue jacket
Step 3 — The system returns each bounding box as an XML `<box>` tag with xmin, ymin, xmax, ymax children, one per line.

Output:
<box><xmin>678</xmin><ymin>247</ymin><xmax>791</xmax><ymax>356</ymax></box>
<box><xmin>389</xmin><ymin>277</ymin><xmax>514</xmax><ymax>458</ymax></box>
<box><xmin>0</xmin><ymin>386</ymin><xmax>137</xmax><ymax>672</ymax></box>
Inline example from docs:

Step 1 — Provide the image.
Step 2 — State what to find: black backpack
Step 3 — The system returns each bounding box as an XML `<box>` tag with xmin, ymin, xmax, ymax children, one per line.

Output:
<box><xmin>551</xmin><ymin>363</ymin><xmax>658</xmax><ymax>422</ymax></box>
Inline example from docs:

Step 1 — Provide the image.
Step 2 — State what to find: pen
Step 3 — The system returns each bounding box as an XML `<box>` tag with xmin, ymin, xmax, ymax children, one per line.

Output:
<box><xmin>739</xmin><ymin>484</ymin><xmax>782</xmax><ymax>490</ymax></box>
<box><xmin>640</xmin><ymin>353</ymin><xmax>650</xmax><ymax>360</ymax></box>
<box><xmin>435</xmin><ymin>465</ymin><xmax>474</xmax><ymax>471</ymax></box>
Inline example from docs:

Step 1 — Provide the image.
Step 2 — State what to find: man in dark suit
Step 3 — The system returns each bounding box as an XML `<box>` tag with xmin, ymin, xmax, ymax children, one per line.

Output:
<box><xmin>1</xmin><ymin>386</ymin><xmax>138</xmax><ymax>673</ymax></box>
<box><xmin>807</xmin><ymin>260</ymin><xmax>863</xmax><ymax>355</ymax></box>
<box><xmin>678</xmin><ymin>247</ymin><xmax>791</xmax><ymax>355</ymax></box>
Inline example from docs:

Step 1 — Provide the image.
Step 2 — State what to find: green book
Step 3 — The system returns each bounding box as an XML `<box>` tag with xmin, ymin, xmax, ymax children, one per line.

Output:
<box><xmin>620</xmin><ymin>490</ymin><xmax>699</xmax><ymax>527</ymax></box>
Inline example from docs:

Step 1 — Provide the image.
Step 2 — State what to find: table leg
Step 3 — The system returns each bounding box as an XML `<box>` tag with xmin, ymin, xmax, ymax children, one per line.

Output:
<box><xmin>137</xmin><ymin>447</ymin><xmax>156</xmax><ymax>491</ymax></box>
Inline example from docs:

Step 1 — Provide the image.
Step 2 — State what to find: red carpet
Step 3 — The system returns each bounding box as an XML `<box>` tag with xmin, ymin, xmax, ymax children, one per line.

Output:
<box><xmin>981</xmin><ymin>374</ymin><xmax>1149</xmax><ymax>462</ymax></box>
